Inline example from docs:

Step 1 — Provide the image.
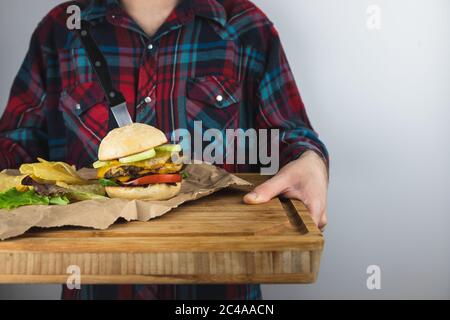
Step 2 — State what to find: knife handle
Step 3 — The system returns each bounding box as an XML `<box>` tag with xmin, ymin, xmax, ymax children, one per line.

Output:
<box><xmin>76</xmin><ymin>20</ymin><xmax>126</xmax><ymax>108</ymax></box>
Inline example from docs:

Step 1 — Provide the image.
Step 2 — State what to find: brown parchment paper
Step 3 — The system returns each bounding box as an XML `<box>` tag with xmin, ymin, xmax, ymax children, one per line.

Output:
<box><xmin>0</xmin><ymin>164</ymin><xmax>251</xmax><ymax>240</ymax></box>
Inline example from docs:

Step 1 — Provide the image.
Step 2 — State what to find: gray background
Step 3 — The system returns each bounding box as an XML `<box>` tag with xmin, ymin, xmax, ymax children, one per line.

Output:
<box><xmin>0</xmin><ymin>0</ymin><xmax>449</xmax><ymax>299</ymax></box>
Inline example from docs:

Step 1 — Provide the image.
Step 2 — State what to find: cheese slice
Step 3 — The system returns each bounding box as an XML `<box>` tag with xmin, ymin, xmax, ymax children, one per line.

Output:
<box><xmin>96</xmin><ymin>152</ymin><xmax>179</xmax><ymax>178</ymax></box>
<box><xmin>117</xmin><ymin>176</ymin><xmax>131</xmax><ymax>183</ymax></box>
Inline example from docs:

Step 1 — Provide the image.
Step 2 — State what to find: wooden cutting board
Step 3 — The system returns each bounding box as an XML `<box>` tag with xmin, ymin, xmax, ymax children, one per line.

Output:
<box><xmin>0</xmin><ymin>174</ymin><xmax>323</xmax><ymax>284</ymax></box>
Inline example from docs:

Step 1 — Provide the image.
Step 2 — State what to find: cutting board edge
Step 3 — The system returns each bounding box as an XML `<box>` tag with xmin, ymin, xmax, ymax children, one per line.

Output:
<box><xmin>0</xmin><ymin>273</ymin><xmax>320</xmax><ymax>285</ymax></box>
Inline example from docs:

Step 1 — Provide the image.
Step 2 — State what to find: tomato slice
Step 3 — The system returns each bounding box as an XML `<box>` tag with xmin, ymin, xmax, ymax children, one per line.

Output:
<box><xmin>122</xmin><ymin>174</ymin><xmax>182</xmax><ymax>186</ymax></box>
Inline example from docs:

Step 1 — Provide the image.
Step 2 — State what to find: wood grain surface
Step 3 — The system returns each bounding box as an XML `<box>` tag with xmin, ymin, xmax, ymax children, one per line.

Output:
<box><xmin>0</xmin><ymin>174</ymin><xmax>323</xmax><ymax>284</ymax></box>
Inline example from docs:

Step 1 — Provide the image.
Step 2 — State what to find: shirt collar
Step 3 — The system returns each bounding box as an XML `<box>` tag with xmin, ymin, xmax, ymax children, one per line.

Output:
<box><xmin>80</xmin><ymin>0</ymin><xmax>227</xmax><ymax>28</ymax></box>
<box><xmin>79</xmin><ymin>0</ymin><xmax>115</xmax><ymax>21</ymax></box>
<box><xmin>191</xmin><ymin>0</ymin><xmax>227</xmax><ymax>27</ymax></box>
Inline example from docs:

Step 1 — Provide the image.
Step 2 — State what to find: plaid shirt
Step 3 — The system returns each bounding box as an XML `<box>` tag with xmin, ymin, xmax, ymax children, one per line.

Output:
<box><xmin>0</xmin><ymin>0</ymin><xmax>328</xmax><ymax>300</ymax></box>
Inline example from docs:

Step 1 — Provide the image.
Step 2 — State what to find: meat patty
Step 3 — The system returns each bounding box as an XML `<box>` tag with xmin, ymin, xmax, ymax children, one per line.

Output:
<box><xmin>104</xmin><ymin>166</ymin><xmax>147</xmax><ymax>179</ymax></box>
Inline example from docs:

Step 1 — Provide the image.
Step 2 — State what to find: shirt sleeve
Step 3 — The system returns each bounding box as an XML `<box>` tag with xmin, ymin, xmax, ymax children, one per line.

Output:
<box><xmin>0</xmin><ymin>24</ymin><xmax>49</xmax><ymax>170</ymax></box>
<box><xmin>256</xmin><ymin>25</ymin><xmax>329</xmax><ymax>170</ymax></box>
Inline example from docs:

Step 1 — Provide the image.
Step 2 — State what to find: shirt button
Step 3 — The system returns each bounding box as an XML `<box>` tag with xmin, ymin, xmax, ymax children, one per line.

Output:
<box><xmin>144</xmin><ymin>96</ymin><xmax>152</xmax><ymax>104</ymax></box>
<box><xmin>216</xmin><ymin>95</ymin><xmax>224</xmax><ymax>102</ymax></box>
<box><xmin>75</xmin><ymin>104</ymin><xmax>81</xmax><ymax>110</ymax></box>
<box><xmin>148</xmin><ymin>44</ymin><xmax>154</xmax><ymax>50</ymax></box>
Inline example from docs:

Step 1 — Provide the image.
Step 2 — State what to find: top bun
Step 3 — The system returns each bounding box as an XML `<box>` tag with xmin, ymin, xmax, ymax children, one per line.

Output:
<box><xmin>98</xmin><ymin>123</ymin><xmax>168</xmax><ymax>161</ymax></box>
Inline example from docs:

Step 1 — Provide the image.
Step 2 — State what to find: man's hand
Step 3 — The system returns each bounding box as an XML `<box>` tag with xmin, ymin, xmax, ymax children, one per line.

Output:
<box><xmin>243</xmin><ymin>151</ymin><xmax>329</xmax><ymax>231</ymax></box>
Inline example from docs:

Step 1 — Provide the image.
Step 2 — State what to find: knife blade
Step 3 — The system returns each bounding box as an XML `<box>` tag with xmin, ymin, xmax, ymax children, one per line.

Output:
<box><xmin>77</xmin><ymin>21</ymin><xmax>133</xmax><ymax>128</ymax></box>
<box><xmin>111</xmin><ymin>101</ymin><xmax>133</xmax><ymax>127</ymax></box>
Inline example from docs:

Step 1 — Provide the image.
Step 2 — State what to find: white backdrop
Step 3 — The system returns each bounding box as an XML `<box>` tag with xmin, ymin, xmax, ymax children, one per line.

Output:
<box><xmin>0</xmin><ymin>0</ymin><xmax>449</xmax><ymax>299</ymax></box>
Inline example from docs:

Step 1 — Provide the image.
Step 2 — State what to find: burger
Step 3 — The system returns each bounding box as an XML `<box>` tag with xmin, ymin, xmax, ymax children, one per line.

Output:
<box><xmin>93</xmin><ymin>123</ymin><xmax>184</xmax><ymax>200</ymax></box>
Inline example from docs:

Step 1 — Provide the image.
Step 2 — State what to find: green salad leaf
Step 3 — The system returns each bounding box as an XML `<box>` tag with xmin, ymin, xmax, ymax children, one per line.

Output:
<box><xmin>66</xmin><ymin>189</ymin><xmax>108</xmax><ymax>201</ymax></box>
<box><xmin>98</xmin><ymin>178</ymin><xmax>119</xmax><ymax>187</ymax></box>
<box><xmin>0</xmin><ymin>188</ymin><xmax>48</xmax><ymax>209</ymax></box>
<box><xmin>55</xmin><ymin>182</ymin><xmax>108</xmax><ymax>201</ymax></box>
<box><xmin>49</xmin><ymin>195</ymin><xmax>70</xmax><ymax>206</ymax></box>
<box><xmin>181</xmin><ymin>172</ymin><xmax>190</xmax><ymax>180</ymax></box>
<box><xmin>0</xmin><ymin>188</ymin><xmax>70</xmax><ymax>210</ymax></box>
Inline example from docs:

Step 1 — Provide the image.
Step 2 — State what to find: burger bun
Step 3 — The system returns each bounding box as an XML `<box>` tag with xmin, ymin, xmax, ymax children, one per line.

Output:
<box><xmin>105</xmin><ymin>183</ymin><xmax>181</xmax><ymax>200</ymax></box>
<box><xmin>99</xmin><ymin>123</ymin><xmax>168</xmax><ymax>161</ymax></box>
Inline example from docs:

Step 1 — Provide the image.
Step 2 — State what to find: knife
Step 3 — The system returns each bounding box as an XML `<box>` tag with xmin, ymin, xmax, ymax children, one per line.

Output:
<box><xmin>76</xmin><ymin>20</ymin><xmax>133</xmax><ymax>128</ymax></box>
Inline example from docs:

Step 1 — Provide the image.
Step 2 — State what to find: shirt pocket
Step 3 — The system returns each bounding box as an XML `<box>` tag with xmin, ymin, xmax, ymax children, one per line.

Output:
<box><xmin>58</xmin><ymin>81</ymin><xmax>109</xmax><ymax>163</ymax></box>
<box><xmin>185</xmin><ymin>75</ymin><xmax>242</xmax><ymax>131</ymax></box>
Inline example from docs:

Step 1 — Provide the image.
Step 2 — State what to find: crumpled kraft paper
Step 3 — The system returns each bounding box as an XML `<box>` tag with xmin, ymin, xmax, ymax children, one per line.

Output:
<box><xmin>0</xmin><ymin>164</ymin><xmax>251</xmax><ymax>240</ymax></box>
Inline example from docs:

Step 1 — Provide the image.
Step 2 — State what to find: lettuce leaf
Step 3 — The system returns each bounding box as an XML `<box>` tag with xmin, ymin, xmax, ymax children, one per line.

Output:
<box><xmin>0</xmin><ymin>188</ymin><xmax>70</xmax><ymax>210</ymax></box>
<box><xmin>55</xmin><ymin>182</ymin><xmax>108</xmax><ymax>201</ymax></box>
<box><xmin>181</xmin><ymin>172</ymin><xmax>189</xmax><ymax>180</ymax></box>
<box><xmin>0</xmin><ymin>188</ymin><xmax>49</xmax><ymax>209</ymax></box>
<box><xmin>49</xmin><ymin>195</ymin><xmax>70</xmax><ymax>206</ymax></box>
<box><xmin>98</xmin><ymin>178</ymin><xmax>118</xmax><ymax>187</ymax></box>
<box><xmin>65</xmin><ymin>189</ymin><xmax>108</xmax><ymax>201</ymax></box>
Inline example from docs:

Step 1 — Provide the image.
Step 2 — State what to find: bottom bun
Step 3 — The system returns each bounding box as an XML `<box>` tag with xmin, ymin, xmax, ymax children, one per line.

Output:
<box><xmin>105</xmin><ymin>183</ymin><xmax>181</xmax><ymax>200</ymax></box>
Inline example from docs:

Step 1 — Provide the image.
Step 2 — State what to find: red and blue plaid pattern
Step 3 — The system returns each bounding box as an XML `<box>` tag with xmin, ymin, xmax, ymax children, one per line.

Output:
<box><xmin>62</xmin><ymin>284</ymin><xmax>262</xmax><ymax>300</ymax></box>
<box><xmin>0</xmin><ymin>0</ymin><xmax>328</xmax><ymax>300</ymax></box>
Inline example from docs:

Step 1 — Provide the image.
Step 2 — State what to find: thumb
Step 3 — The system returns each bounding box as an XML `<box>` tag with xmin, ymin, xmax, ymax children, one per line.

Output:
<box><xmin>243</xmin><ymin>175</ymin><xmax>288</xmax><ymax>204</ymax></box>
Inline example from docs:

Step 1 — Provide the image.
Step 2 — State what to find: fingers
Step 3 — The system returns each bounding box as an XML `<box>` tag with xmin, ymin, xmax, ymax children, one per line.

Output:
<box><xmin>284</xmin><ymin>189</ymin><xmax>327</xmax><ymax>232</ymax></box>
<box><xmin>243</xmin><ymin>154</ymin><xmax>329</xmax><ymax>233</ymax></box>
<box><xmin>303</xmin><ymin>198</ymin><xmax>327</xmax><ymax>231</ymax></box>
<box><xmin>243</xmin><ymin>175</ymin><xmax>289</xmax><ymax>205</ymax></box>
<box><xmin>319</xmin><ymin>211</ymin><xmax>328</xmax><ymax>232</ymax></box>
